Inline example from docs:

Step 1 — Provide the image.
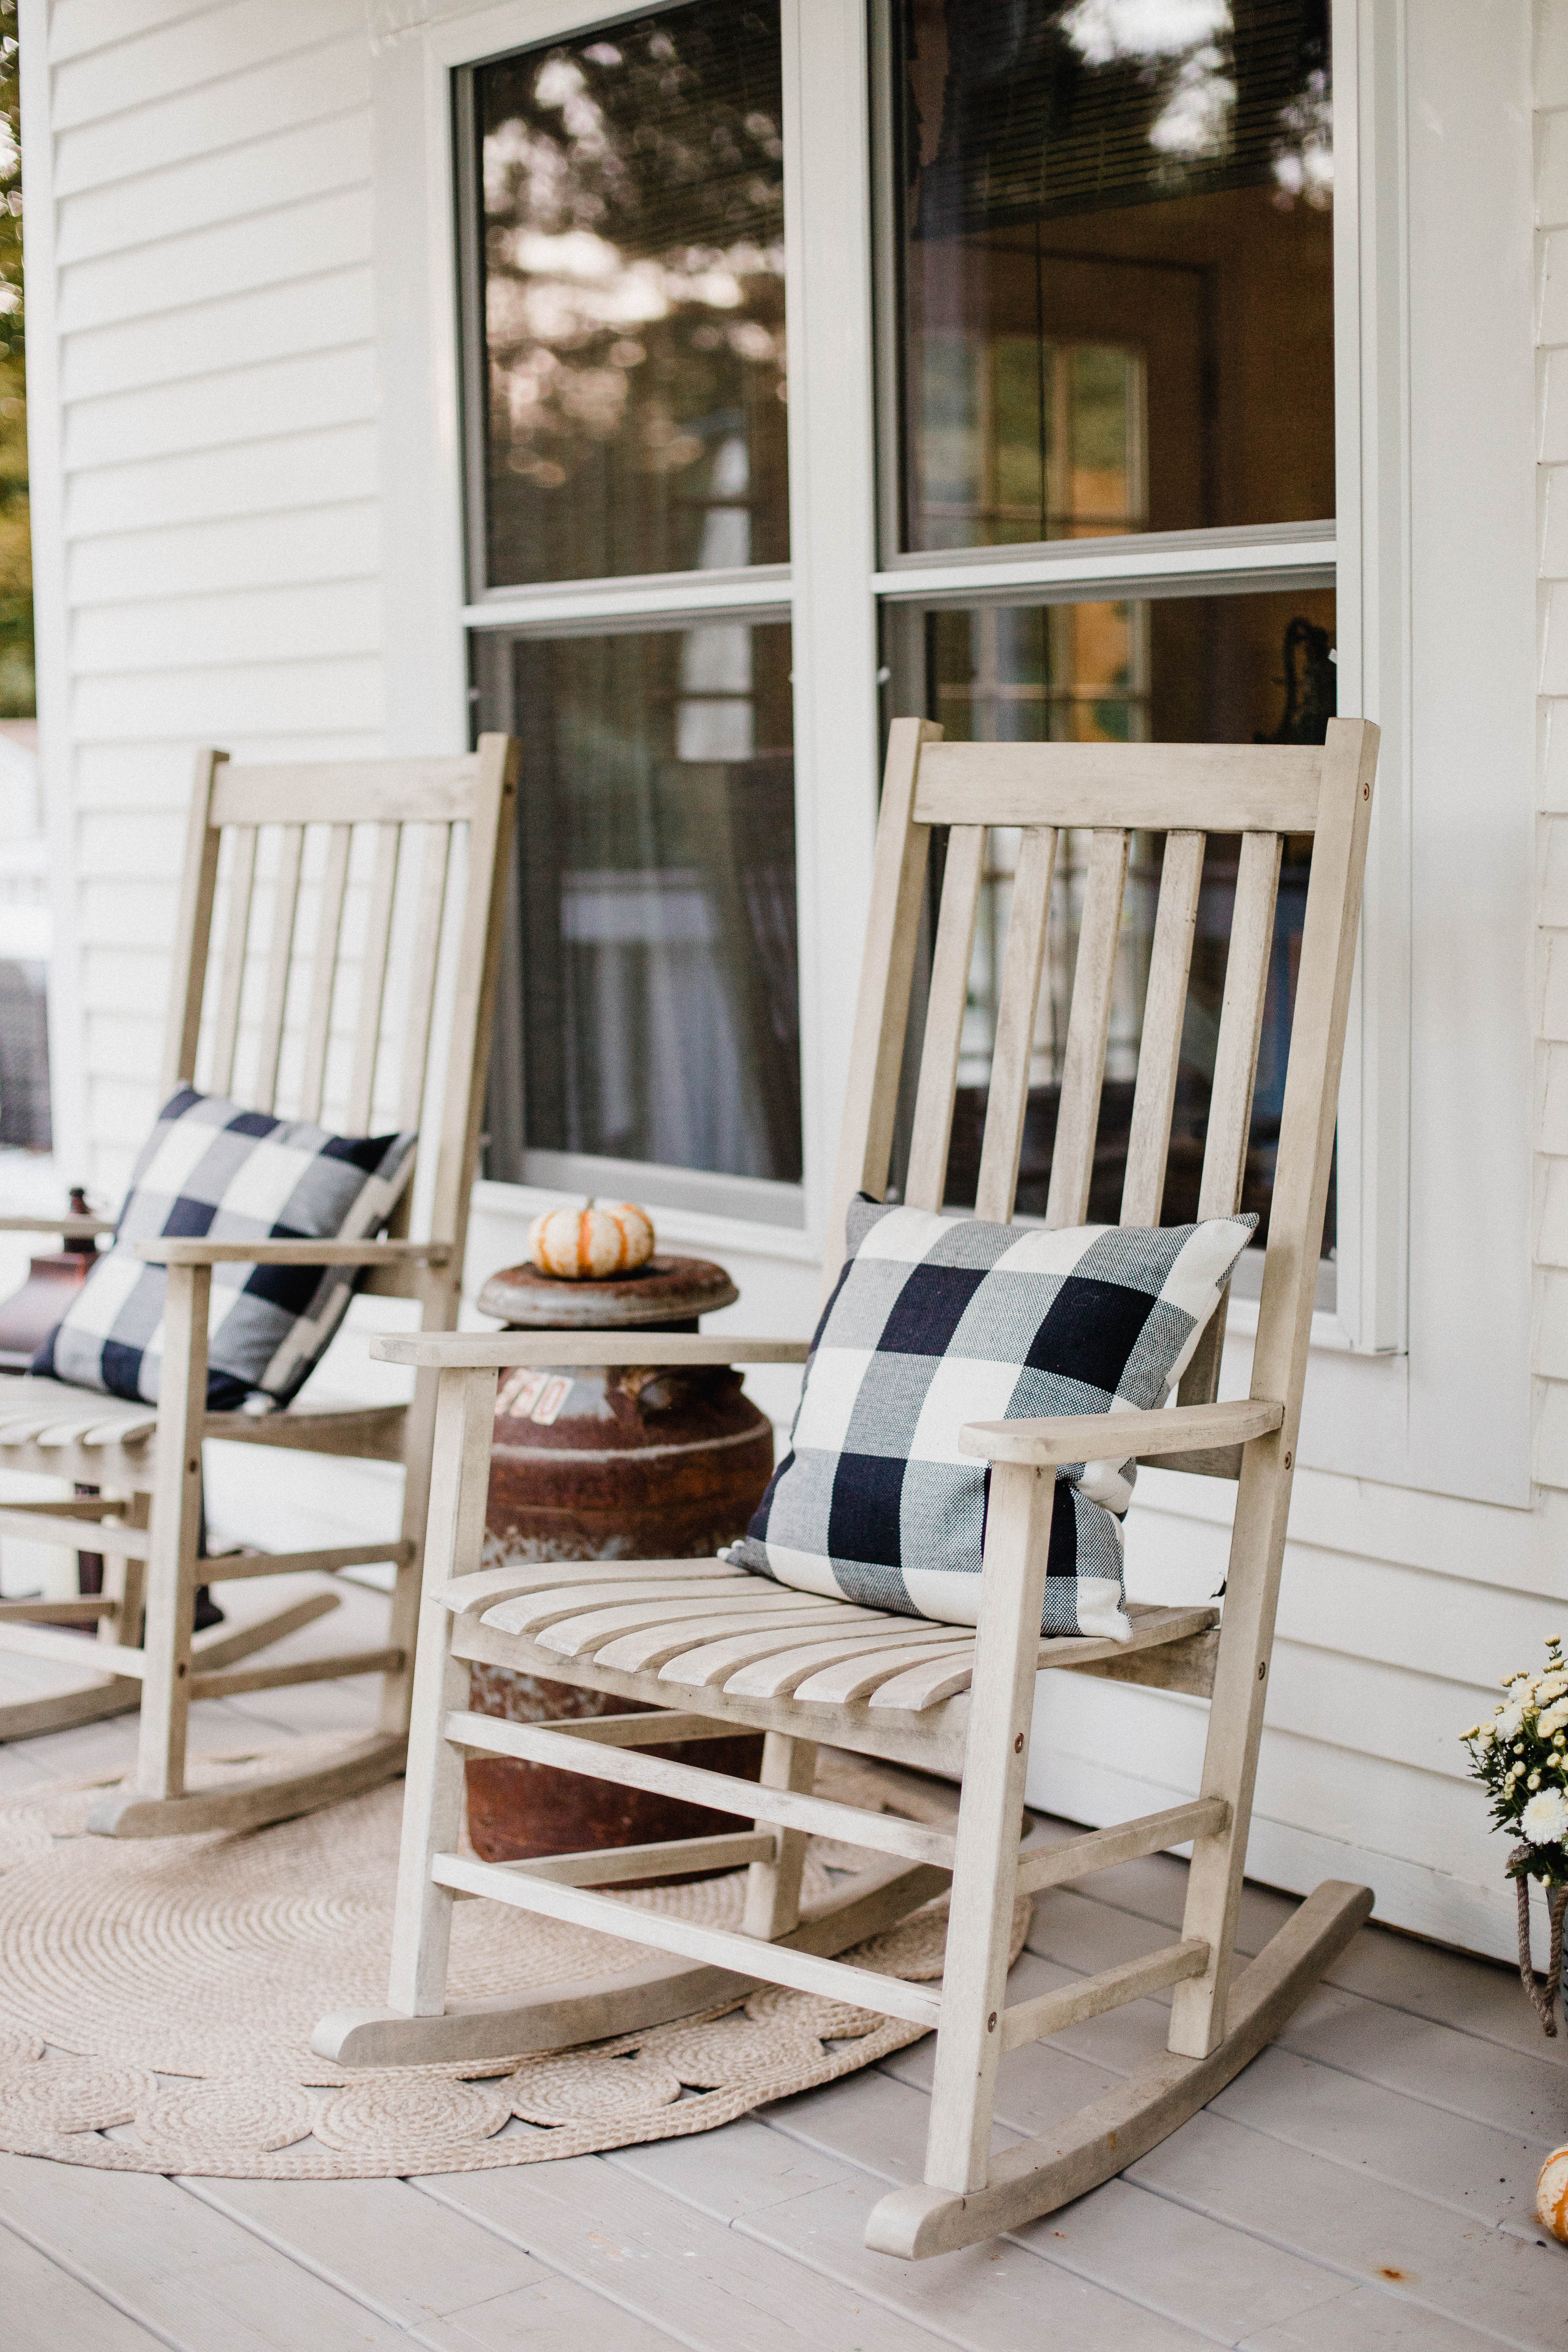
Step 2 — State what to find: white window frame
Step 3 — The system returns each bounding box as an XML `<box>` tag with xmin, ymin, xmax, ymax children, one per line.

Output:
<box><xmin>370</xmin><ymin>0</ymin><xmax>1410</xmax><ymax>1344</ymax></box>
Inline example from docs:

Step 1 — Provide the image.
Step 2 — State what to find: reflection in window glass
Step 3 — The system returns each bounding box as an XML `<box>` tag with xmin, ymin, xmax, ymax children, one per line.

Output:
<box><xmin>474</xmin><ymin>3</ymin><xmax>788</xmax><ymax>588</ymax></box>
<box><xmin>479</xmin><ymin>624</ymin><xmax>799</xmax><ymax>1185</ymax></box>
<box><xmin>885</xmin><ymin>588</ymin><xmax>1336</xmax><ymax>1246</ymax></box>
<box><xmin>889</xmin><ymin>0</ymin><xmax>1334</xmax><ymax>552</ymax></box>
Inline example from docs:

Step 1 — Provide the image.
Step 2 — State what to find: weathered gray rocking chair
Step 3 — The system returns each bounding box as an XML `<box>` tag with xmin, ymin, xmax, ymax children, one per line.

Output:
<box><xmin>316</xmin><ymin>716</ymin><xmax>1378</xmax><ymax>2257</ymax></box>
<box><xmin>0</xmin><ymin>737</ymin><xmax>516</xmax><ymax>1837</ymax></box>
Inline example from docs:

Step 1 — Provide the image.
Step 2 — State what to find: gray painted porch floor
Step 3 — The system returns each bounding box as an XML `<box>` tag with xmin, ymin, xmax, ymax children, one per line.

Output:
<box><xmin>0</xmin><ymin>1577</ymin><xmax>1565</xmax><ymax>2352</ymax></box>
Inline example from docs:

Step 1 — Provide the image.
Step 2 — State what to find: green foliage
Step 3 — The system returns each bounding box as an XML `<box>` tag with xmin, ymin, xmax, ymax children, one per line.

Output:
<box><xmin>0</xmin><ymin>5</ymin><xmax>32</xmax><ymax>719</ymax></box>
<box><xmin>1461</xmin><ymin>1637</ymin><xmax>1568</xmax><ymax>1889</ymax></box>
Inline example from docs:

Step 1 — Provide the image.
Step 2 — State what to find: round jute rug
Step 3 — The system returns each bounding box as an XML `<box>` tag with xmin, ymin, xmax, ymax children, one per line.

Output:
<box><xmin>0</xmin><ymin>1740</ymin><xmax>1023</xmax><ymax>2179</ymax></box>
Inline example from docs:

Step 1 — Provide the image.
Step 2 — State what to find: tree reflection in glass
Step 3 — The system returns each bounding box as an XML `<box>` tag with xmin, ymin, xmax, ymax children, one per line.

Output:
<box><xmin>891</xmin><ymin>0</ymin><xmax>1334</xmax><ymax>554</ymax></box>
<box><xmin>475</xmin><ymin>4</ymin><xmax>789</xmax><ymax>588</ymax></box>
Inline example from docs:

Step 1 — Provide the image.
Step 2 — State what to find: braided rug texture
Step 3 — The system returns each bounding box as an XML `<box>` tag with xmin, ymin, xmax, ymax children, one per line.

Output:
<box><xmin>0</xmin><ymin>1741</ymin><xmax>1022</xmax><ymax>2179</ymax></box>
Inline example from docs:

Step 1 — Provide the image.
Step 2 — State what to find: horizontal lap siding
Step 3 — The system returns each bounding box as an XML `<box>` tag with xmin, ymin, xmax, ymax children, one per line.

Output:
<box><xmin>1026</xmin><ymin>1319</ymin><xmax>1568</xmax><ymax>1968</ymax></box>
<box><xmin>35</xmin><ymin>0</ymin><xmax>382</xmax><ymax>1195</ymax></box>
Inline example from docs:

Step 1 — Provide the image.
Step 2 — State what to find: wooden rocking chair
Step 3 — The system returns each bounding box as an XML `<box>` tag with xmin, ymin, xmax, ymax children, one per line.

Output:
<box><xmin>0</xmin><ymin>736</ymin><xmax>517</xmax><ymax>1837</ymax></box>
<box><xmin>315</xmin><ymin>716</ymin><xmax>1377</xmax><ymax>2256</ymax></box>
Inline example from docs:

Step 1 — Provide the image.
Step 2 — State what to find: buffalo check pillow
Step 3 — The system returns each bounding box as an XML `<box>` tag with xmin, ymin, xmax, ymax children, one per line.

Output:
<box><xmin>727</xmin><ymin>1196</ymin><xmax>1256</xmax><ymax>1642</ymax></box>
<box><xmin>34</xmin><ymin>1086</ymin><xmax>417</xmax><ymax>1413</ymax></box>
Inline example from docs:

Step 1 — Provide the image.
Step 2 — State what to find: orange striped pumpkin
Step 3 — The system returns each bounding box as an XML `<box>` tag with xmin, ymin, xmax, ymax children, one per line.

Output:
<box><xmin>527</xmin><ymin>1199</ymin><xmax>655</xmax><ymax>1280</ymax></box>
<box><xmin>1539</xmin><ymin>2144</ymin><xmax>1568</xmax><ymax>2242</ymax></box>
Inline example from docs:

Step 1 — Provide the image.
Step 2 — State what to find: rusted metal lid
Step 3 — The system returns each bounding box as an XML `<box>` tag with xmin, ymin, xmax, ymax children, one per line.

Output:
<box><xmin>476</xmin><ymin>1254</ymin><xmax>740</xmax><ymax>1331</ymax></box>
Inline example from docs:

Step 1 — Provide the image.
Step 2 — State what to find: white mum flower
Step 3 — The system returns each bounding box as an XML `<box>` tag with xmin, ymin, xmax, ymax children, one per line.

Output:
<box><xmin>1521</xmin><ymin>1787</ymin><xmax>1568</xmax><ymax>1844</ymax></box>
<box><xmin>1540</xmin><ymin>1703</ymin><xmax>1568</xmax><ymax>1737</ymax></box>
<box><xmin>1496</xmin><ymin>1702</ymin><xmax>1526</xmax><ymax>1739</ymax></box>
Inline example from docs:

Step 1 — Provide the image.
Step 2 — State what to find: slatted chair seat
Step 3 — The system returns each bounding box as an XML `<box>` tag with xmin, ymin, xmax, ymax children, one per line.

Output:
<box><xmin>0</xmin><ymin>739</ymin><xmax>517</xmax><ymax>1832</ymax></box>
<box><xmin>316</xmin><ymin>717</ymin><xmax>1379</xmax><ymax>2264</ymax></box>
<box><xmin>437</xmin><ymin>1559</ymin><xmax>1218</xmax><ymax>1751</ymax></box>
<box><xmin>0</xmin><ymin>1375</ymin><xmax>409</xmax><ymax>1467</ymax></box>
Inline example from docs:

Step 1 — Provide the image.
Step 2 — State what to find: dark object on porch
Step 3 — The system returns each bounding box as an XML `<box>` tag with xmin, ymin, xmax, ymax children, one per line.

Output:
<box><xmin>469</xmin><ymin>1253</ymin><xmax>773</xmax><ymax>1870</ymax></box>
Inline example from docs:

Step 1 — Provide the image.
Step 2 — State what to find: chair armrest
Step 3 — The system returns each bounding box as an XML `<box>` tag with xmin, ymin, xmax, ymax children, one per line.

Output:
<box><xmin>135</xmin><ymin>1238</ymin><xmax>452</xmax><ymax>1268</ymax></box>
<box><xmin>960</xmin><ymin>1396</ymin><xmax>1284</xmax><ymax>1469</ymax></box>
<box><xmin>369</xmin><ymin>1331</ymin><xmax>811</xmax><ymax>1370</ymax></box>
<box><xmin>0</xmin><ymin>1214</ymin><xmax>113</xmax><ymax>1238</ymax></box>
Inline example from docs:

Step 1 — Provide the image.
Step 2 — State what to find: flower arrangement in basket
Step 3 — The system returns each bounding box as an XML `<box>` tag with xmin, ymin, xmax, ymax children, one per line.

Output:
<box><xmin>1461</xmin><ymin>1637</ymin><xmax>1568</xmax><ymax>2035</ymax></box>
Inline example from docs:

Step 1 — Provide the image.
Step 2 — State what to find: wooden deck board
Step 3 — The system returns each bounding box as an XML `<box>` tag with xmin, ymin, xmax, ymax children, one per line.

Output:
<box><xmin>745</xmin><ymin>2073</ymin><xmax>1353</xmax><ymax>2345</ymax></box>
<box><xmin>417</xmin><ymin>2271</ymin><xmax>692</xmax><ymax>2350</ymax></box>
<box><xmin>418</xmin><ymin>2154</ymin><xmax>966</xmax><ymax>2352</ymax></box>
<box><xmin>0</xmin><ymin>2152</ymin><xmax>412</xmax><ymax>2352</ymax></box>
<box><xmin>0</xmin><ymin>2219</ymin><xmax>173</xmax><ymax>2352</ymax></box>
<box><xmin>1239</xmin><ymin>2281</ymin><xmax>1516</xmax><ymax>2350</ymax></box>
<box><xmin>183</xmin><ymin>2176</ymin><xmax>555</xmax><ymax>2331</ymax></box>
<box><xmin>1129</xmin><ymin>2110</ymin><xmax>1566</xmax><ymax>2351</ymax></box>
<box><xmin>611</xmin><ymin>2120</ymin><xmax>1215</xmax><ymax>2351</ymax></box>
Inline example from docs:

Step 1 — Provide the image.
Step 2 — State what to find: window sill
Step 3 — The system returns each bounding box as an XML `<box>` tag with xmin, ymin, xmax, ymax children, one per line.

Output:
<box><xmin>1223</xmin><ymin>1294</ymin><xmax>1374</xmax><ymax>1358</ymax></box>
<box><xmin>470</xmin><ymin>1178</ymin><xmax>824</xmax><ymax>1267</ymax></box>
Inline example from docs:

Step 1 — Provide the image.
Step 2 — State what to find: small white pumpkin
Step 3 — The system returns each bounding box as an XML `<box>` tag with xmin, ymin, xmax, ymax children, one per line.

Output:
<box><xmin>527</xmin><ymin>1198</ymin><xmax>654</xmax><ymax>1280</ymax></box>
<box><xmin>1538</xmin><ymin>2143</ymin><xmax>1568</xmax><ymax>2242</ymax></box>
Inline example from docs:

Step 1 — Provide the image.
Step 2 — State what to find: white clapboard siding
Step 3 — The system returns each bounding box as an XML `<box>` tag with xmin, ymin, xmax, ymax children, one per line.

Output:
<box><xmin>57</xmin><ymin>189</ymin><xmax>373</xmax><ymax>333</ymax></box>
<box><xmin>56</xmin><ymin>111</ymin><xmax>373</xmax><ymax>264</ymax></box>
<box><xmin>73</xmin><ymin>583</ymin><xmax>382</xmax><ymax>675</ymax></box>
<box><xmin>61</xmin><ymin>271</ymin><xmax>376</xmax><ymax>404</ymax></box>
<box><xmin>64</xmin><ymin>348</ymin><xmax>378</xmax><ymax>471</ymax></box>
<box><xmin>53</xmin><ymin>35</ymin><xmax>370</xmax><ymax>200</ymax></box>
<box><xmin>68</xmin><ymin>506</ymin><xmax>381</xmax><ymax>606</ymax></box>
<box><xmin>29</xmin><ymin>0</ymin><xmax>386</xmax><ymax>1206</ymax></box>
<box><xmin>50</xmin><ymin>0</ymin><xmax>360</xmax><ymax>129</ymax></box>
<box><xmin>63</xmin><ymin>426</ymin><xmax>379</xmax><ymax>538</ymax></box>
<box><xmin>71</xmin><ymin>660</ymin><xmax>384</xmax><ymax>743</ymax></box>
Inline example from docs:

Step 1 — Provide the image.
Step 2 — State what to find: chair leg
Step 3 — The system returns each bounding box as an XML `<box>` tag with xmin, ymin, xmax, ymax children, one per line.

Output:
<box><xmin>387</xmin><ymin>1364</ymin><xmax>498</xmax><ymax>2018</ymax></box>
<box><xmin>743</xmin><ymin>1733</ymin><xmax>818</xmax><ymax>1939</ymax></box>
<box><xmin>922</xmin><ymin>1463</ymin><xmax>1054</xmax><ymax>2197</ymax></box>
<box><xmin>378</xmin><ymin>1344</ymin><xmax>441</xmax><ymax>1742</ymax></box>
<box><xmin>1168</xmin><ymin>1442</ymin><xmax>1292</xmax><ymax>2060</ymax></box>
<box><xmin>128</xmin><ymin>1265</ymin><xmax>210</xmax><ymax>1805</ymax></box>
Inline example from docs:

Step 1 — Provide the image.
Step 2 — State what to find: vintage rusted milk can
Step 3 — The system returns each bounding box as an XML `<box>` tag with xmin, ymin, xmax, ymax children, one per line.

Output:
<box><xmin>467</xmin><ymin>1253</ymin><xmax>774</xmax><ymax>1865</ymax></box>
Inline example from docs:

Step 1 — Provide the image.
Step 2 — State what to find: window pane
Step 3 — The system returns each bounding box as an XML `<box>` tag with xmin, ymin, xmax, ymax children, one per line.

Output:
<box><xmin>474</xmin><ymin>4</ymin><xmax>789</xmax><ymax>588</ymax></box>
<box><xmin>889</xmin><ymin>0</ymin><xmax>1334</xmax><ymax>552</ymax></box>
<box><xmin>884</xmin><ymin>587</ymin><xmax>1336</xmax><ymax>1249</ymax></box>
<box><xmin>482</xmin><ymin>623</ymin><xmax>800</xmax><ymax>1186</ymax></box>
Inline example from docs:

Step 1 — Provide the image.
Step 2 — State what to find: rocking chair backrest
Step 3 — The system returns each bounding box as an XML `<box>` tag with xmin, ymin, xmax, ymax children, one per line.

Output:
<box><xmin>829</xmin><ymin>718</ymin><xmax>1378</xmax><ymax>1450</ymax></box>
<box><xmin>160</xmin><ymin>736</ymin><xmax>519</xmax><ymax>1302</ymax></box>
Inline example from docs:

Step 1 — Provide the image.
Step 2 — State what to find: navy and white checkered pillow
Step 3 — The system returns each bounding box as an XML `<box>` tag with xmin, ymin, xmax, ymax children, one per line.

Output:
<box><xmin>728</xmin><ymin>1197</ymin><xmax>1256</xmax><ymax>1641</ymax></box>
<box><xmin>34</xmin><ymin>1087</ymin><xmax>417</xmax><ymax>1413</ymax></box>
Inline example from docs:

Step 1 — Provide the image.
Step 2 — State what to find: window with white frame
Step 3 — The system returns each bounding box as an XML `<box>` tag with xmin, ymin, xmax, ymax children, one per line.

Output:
<box><xmin>874</xmin><ymin>0</ymin><xmax>1337</xmax><ymax>1253</ymax></box>
<box><xmin>462</xmin><ymin>0</ymin><xmax>1340</xmax><ymax>1257</ymax></box>
<box><xmin>463</xmin><ymin>3</ymin><xmax>803</xmax><ymax>1224</ymax></box>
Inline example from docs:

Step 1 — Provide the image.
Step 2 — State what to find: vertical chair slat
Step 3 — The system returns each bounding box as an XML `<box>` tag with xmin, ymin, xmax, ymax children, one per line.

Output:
<box><xmin>252</xmin><ymin>825</ymin><xmax>304</xmax><ymax>1113</ymax></box>
<box><xmin>208</xmin><ymin>827</ymin><xmax>257</xmax><ymax>1098</ymax></box>
<box><xmin>348</xmin><ymin>824</ymin><xmax>402</xmax><ymax>1133</ymax></box>
<box><xmin>974</xmin><ymin>827</ymin><xmax>1057</xmax><ymax>1224</ymax></box>
<box><xmin>299</xmin><ymin>822</ymin><xmax>352</xmax><ymax>1123</ymax></box>
<box><xmin>1044</xmin><ymin>827</ymin><xmax>1130</xmax><ymax>1228</ymax></box>
<box><xmin>1197</xmin><ymin>830</ymin><xmax>1283</xmax><ymax>1219</ymax></box>
<box><xmin>1178</xmin><ymin>828</ymin><xmax>1282</xmax><ymax>1406</ymax></box>
<box><xmin>1120</xmin><ymin>830</ymin><xmax>1204</xmax><ymax>1226</ymax></box>
<box><xmin>161</xmin><ymin>749</ymin><xmax>226</xmax><ymax>1096</ymax></box>
<box><xmin>822</xmin><ymin>716</ymin><xmax>938</xmax><ymax>1296</ymax></box>
<box><xmin>904</xmin><ymin>824</ymin><xmax>987</xmax><ymax>1213</ymax></box>
<box><xmin>398</xmin><ymin>824</ymin><xmax>454</xmax><ymax>1133</ymax></box>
